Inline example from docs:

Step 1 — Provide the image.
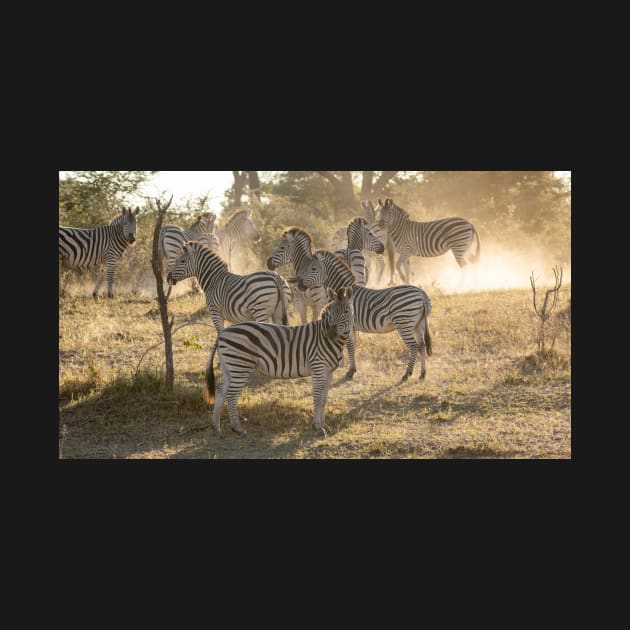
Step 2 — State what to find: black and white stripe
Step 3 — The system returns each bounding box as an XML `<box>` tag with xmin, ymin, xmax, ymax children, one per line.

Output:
<box><xmin>377</xmin><ymin>198</ymin><xmax>480</xmax><ymax>284</ymax></box>
<box><xmin>333</xmin><ymin>216</ymin><xmax>385</xmax><ymax>286</ymax></box>
<box><xmin>59</xmin><ymin>206</ymin><xmax>140</xmax><ymax>298</ymax></box>
<box><xmin>204</xmin><ymin>287</ymin><xmax>354</xmax><ymax>437</ymax></box>
<box><xmin>167</xmin><ymin>241</ymin><xmax>288</xmax><ymax>334</ymax></box>
<box><xmin>297</xmin><ymin>249</ymin><xmax>432</xmax><ymax>382</ymax></box>
<box><xmin>266</xmin><ymin>226</ymin><xmax>329</xmax><ymax>323</ymax></box>
<box><xmin>159</xmin><ymin>212</ymin><xmax>218</xmax><ymax>271</ymax></box>
<box><xmin>215</xmin><ymin>209</ymin><xmax>261</xmax><ymax>270</ymax></box>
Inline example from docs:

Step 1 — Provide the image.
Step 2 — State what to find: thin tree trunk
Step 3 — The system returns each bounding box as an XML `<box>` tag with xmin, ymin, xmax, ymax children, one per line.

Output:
<box><xmin>232</xmin><ymin>171</ymin><xmax>247</xmax><ymax>208</ymax></box>
<box><xmin>315</xmin><ymin>171</ymin><xmax>357</xmax><ymax>210</ymax></box>
<box><xmin>151</xmin><ymin>195</ymin><xmax>174</xmax><ymax>392</ymax></box>
<box><xmin>248</xmin><ymin>171</ymin><xmax>261</xmax><ymax>200</ymax></box>
<box><xmin>361</xmin><ymin>171</ymin><xmax>373</xmax><ymax>200</ymax></box>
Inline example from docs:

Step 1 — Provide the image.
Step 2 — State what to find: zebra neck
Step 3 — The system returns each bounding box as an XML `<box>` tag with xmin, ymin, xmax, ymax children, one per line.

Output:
<box><xmin>291</xmin><ymin>248</ymin><xmax>313</xmax><ymax>274</ymax></box>
<box><xmin>197</xmin><ymin>250</ymin><xmax>227</xmax><ymax>279</ymax></box>
<box><xmin>389</xmin><ymin>214</ymin><xmax>411</xmax><ymax>246</ymax></box>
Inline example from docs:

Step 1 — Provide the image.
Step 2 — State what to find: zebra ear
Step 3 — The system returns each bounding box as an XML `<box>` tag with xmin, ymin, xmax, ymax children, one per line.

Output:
<box><xmin>338</xmin><ymin>286</ymin><xmax>352</xmax><ymax>300</ymax></box>
<box><xmin>285</xmin><ymin>231</ymin><xmax>295</xmax><ymax>242</ymax></box>
<box><xmin>368</xmin><ymin>201</ymin><xmax>374</xmax><ymax>210</ymax></box>
<box><xmin>326</xmin><ymin>287</ymin><xmax>336</xmax><ymax>302</ymax></box>
<box><xmin>134</xmin><ymin>206</ymin><xmax>140</xmax><ymax>216</ymax></box>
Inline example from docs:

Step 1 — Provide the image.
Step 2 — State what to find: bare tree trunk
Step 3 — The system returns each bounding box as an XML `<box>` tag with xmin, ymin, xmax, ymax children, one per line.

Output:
<box><xmin>372</xmin><ymin>171</ymin><xmax>398</xmax><ymax>198</ymax></box>
<box><xmin>232</xmin><ymin>171</ymin><xmax>248</xmax><ymax>208</ymax></box>
<box><xmin>248</xmin><ymin>171</ymin><xmax>261</xmax><ymax>201</ymax></box>
<box><xmin>361</xmin><ymin>171</ymin><xmax>373</xmax><ymax>200</ymax></box>
<box><xmin>315</xmin><ymin>171</ymin><xmax>357</xmax><ymax>210</ymax></box>
<box><xmin>151</xmin><ymin>195</ymin><xmax>174</xmax><ymax>392</ymax></box>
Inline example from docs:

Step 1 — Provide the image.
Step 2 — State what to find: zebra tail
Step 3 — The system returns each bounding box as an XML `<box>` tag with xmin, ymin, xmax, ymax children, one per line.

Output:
<box><xmin>204</xmin><ymin>339</ymin><xmax>219</xmax><ymax>405</ymax></box>
<box><xmin>274</xmin><ymin>273</ymin><xmax>289</xmax><ymax>325</ymax></box>
<box><xmin>423</xmin><ymin>297</ymin><xmax>433</xmax><ymax>357</ymax></box>
<box><xmin>472</xmin><ymin>227</ymin><xmax>481</xmax><ymax>265</ymax></box>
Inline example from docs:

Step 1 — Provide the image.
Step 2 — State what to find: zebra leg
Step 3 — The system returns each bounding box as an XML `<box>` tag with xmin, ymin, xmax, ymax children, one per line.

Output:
<box><xmin>395</xmin><ymin>322</ymin><xmax>419</xmax><ymax>382</ymax></box>
<box><xmin>344</xmin><ymin>330</ymin><xmax>357</xmax><ymax>379</ymax></box>
<box><xmin>210</xmin><ymin>310</ymin><xmax>225</xmax><ymax>334</ymax></box>
<box><xmin>311</xmin><ymin>368</ymin><xmax>333</xmax><ymax>436</ymax></box>
<box><xmin>93</xmin><ymin>265</ymin><xmax>106</xmax><ymax>299</ymax></box>
<box><xmin>375</xmin><ymin>255</ymin><xmax>385</xmax><ymax>286</ymax></box>
<box><xmin>224</xmin><ymin>373</ymin><xmax>250</xmax><ymax>437</ymax></box>
<box><xmin>396</xmin><ymin>256</ymin><xmax>410</xmax><ymax>285</ymax></box>
<box><xmin>413</xmin><ymin>318</ymin><xmax>429</xmax><ymax>380</ymax></box>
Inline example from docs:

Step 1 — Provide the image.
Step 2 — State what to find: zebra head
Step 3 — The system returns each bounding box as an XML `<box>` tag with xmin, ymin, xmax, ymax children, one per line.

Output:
<box><xmin>376</xmin><ymin>198</ymin><xmax>399</xmax><ymax>232</ymax></box>
<box><xmin>166</xmin><ymin>241</ymin><xmax>197</xmax><ymax>285</ymax></box>
<box><xmin>360</xmin><ymin>200</ymin><xmax>377</xmax><ymax>224</ymax></box>
<box><xmin>321</xmin><ymin>287</ymin><xmax>354</xmax><ymax>342</ymax></box>
<box><xmin>199</xmin><ymin>212</ymin><xmax>217</xmax><ymax>235</ymax></box>
<box><xmin>347</xmin><ymin>216</ymin><xmax>385</xmax><ymax>254</ymax></box>
<box><xmin>266</xmin><ymin>227</ymin><xmax>312</xmax><ymax>271</ymax></box>
<box><xmin>297</xmin><ymin>252</ymin><xmax>328</xmax><ymax>291</ymax></box>
<box><xmin>121</xmin><ymin>206</ymin><xmax>140</xmax><ymax>244</ymax></box>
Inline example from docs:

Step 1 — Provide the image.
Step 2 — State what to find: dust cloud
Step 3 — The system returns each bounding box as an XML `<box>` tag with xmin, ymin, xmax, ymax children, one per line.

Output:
<box><xmin>384</xmin><ymin>237</ymin><xmax>571</xmax><ymax>296</ymax></box>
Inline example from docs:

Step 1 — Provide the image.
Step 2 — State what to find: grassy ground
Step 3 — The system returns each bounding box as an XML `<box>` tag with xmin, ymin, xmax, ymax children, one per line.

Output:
<box><xmin>58</xmin><ymin>284</ymin><xmax>571</xmax><ymax>459</ymax></box>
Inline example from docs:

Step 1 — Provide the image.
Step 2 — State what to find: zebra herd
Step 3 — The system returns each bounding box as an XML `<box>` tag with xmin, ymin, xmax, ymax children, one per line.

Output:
<box><xmin>59</xmin><ymin>199</ymin><xmax>481</xmax><ymax>438</ymax></box>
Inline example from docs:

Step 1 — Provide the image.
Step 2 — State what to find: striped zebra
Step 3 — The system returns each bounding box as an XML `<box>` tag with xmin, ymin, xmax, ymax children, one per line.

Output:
<box><xmin>166</xmin><ymin>241</ymin><xmax>289</xmax><ymax>334</ymax></box>
<box><xmin>332</xmin><ymin>216</ymin><xmax>385</xmax><ymax>286</ymax></box>
<box><xmin>361</xmin><ymin>201</ymin><xmax>397</xmax><ymax>286</ymax></box>
<box><xmin>296</xmin><ymin>249</ymin><xmax>432</xmax><ymax>382</ymax></box>
<box><xmin>266</xmin><ymin>226</ymin><xmax>329</xmax><ymax>324</ymax></box>
<box><xmin>159</xmin><ymin>212</ymin><xmax>218</xmax><ymax>271</ymax></box>
<box><xmin>376</xmin><ymin>198</ymin><xmax>481</xmax><ymax>285</ymax></box>
<box><xmin>215</xmin><ymin>209</ymin><xmax>261</xmax><ymax>271</ymax></box>
<box><xmin>204</xmin><ymin>287</ymin><xmax>354</xmax><ymax>437</ymax></box>
<box><xmin>59</xmin><ymin>206</ymin><xmax>140</xmax><ymax>299</ymax></box>
<box><xmin>159</xmin><ymin>212</ymin><xmax>218</xmax><ymax>297</ymax></box>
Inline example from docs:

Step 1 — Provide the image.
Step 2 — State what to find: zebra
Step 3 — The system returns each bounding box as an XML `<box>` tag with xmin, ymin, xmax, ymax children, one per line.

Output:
<box><xmin>215</xmin><ymin>209</ymin><xmax>261</xmax><ymax>271</ymax></box>
<box><xmin>204</xmin><ymin>286</ymin><xmax>354</xmax><ymax>438</ymax></box>
<box><xmin>159</xmin><ymin>212</ymin><xmax>218</xmax><ymax>297</ymax></box>
<box><xmin>59</xmin><ymin>206</ymin><xmax>140</xmax><ymax>299</ymax></box>
<box><xmin>376</xmin><ymin>198</ymin><xmax>481</xmax><ymax>286</ymax></box>
<box><xmin>166</xmin><ymin>241</ymin><xmax>289</xmax><ymax>334</ymax></box>
<box><xmin>296</xmin><ymin>249</ymin><xmax>432</xmax><ymax>382</ymax></box>
<box><xmin>266</xmin><ymin>226</ymin><xmax>329</xmax><ymax>324</ymax></box>
<box><xmin>159</xmin><ymin>212</ymin><xmax>218</xmax><ymax>271</ymax></box>
<box><xmin>361</xmin><ymin>200</ymin><xmax>398</xmax><ymax>286</ymax></box>
<box><xmin>332</xmin><ymin>216</ymin><xmax>385</xmax><ymax>286</ymax></box>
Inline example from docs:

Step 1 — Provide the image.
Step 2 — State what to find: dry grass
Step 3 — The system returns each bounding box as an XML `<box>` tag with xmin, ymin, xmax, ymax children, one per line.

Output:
<box><xmin>58</xmin><ymin>284</ymin><xmax>571</xmax><ymax>459</ymax></box>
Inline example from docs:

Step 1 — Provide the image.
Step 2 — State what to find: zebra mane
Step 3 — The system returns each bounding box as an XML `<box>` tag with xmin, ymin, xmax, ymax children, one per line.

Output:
<box><xmin>314</xmin><ymin>248</ymin><xmax>356</xmax><ymax>279</ymax></box>
<box><xmin>282</xmin><ymin>225</ymin><xmax>313</xmax><ymax>245</ymax></box>
<box><xmin>348</xmin><ymin>216</ymin><xmax>368</xmax><ymax>226</ymax></box>
<box><xmin>389</xmin><ymin>201</ymin><xmax>409</xmax><ymax>219</ymax></box>
<box><xmin>191</xmin><ymin>212</ymin><xmax>215</xmax><ymax>229</ymax></box>
<box><xmin>186</xmin><ymin>240</ymin><xmax>228</xmax><ymax>270</ymax></box>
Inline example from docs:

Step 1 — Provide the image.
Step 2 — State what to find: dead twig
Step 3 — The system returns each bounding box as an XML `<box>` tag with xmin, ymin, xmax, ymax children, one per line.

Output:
<box><xmin>134</xmin><ymin>322</ymin><xmax>216</xmax><ymax>377</ymax></box>
<box><xmin>530</xmin><ymin>266</ymin><xmax>563</xmax><ymax>353</ymax></box>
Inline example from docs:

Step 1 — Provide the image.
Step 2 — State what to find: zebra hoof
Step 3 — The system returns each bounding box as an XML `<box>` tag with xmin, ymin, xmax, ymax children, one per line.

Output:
<box><xmin>231</xmin><ymin>426</ymin><xmax>247</xmax><ymax>437</ymax></box>
<box><xmin>313</xmin><ymin>426</ymin><xmax>327</xmax><ymax>438</ymax></box>
<box><xmin>400</xmin><ymin>373</ymin><xmax>410</xmax><ymax>383</ymax></box>
<box><xmin>345</xmin><ymin>369</ymin><xmax>356</xmax><ymax>380</ymax></box>
<box><xmin>419</xmin><ymin>370</ymin><xmax>426</xmax><ymax>380</ymax></box>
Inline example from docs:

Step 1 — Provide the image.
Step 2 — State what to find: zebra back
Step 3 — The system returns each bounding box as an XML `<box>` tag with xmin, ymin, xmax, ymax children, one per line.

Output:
<box><xmin>377</xmin><ymin>198</ymin><xmax>480</xmax><ymax>267</ymax></box>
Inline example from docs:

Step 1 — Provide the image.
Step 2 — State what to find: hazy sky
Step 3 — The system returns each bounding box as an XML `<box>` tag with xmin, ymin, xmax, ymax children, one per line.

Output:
<box><xmin>145</xmin><ymin>171</ymin><xmax>233</xmax><ymax>207</ymax></box>
<box><xmin>63</xmin><ymin>171</ymin><xmax>571</xmax><ymax>211</ymax></box>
